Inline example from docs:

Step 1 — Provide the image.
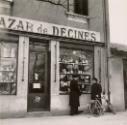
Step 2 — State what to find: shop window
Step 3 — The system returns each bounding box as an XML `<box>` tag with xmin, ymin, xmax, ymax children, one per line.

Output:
<box><xmin>59</xmin><ymin>47</ymin><xmax>93</xmax><ymax>94</ymax></box>
<box><xmin>0</xmin><ymin>41</ymin><xmax>18</xmax><ymax>95</ymax></box>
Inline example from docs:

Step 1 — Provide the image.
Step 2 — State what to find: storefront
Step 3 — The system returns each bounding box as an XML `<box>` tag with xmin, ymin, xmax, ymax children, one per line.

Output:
<box><xmin>0</xmin><ymin>15</ymin><xmax>105</xmax><ymax>118</ymax></box>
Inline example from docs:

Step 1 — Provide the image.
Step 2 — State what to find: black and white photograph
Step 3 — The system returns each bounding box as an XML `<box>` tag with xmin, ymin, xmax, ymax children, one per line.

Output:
<box><xmin>0</xmin><ymin>0</ymin><xmax>127</xmax><ymax>125</ymax></box>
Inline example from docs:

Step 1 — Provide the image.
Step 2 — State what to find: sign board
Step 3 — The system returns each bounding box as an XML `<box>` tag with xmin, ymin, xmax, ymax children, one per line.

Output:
<box><xmin>0</xmin><ymin>15</ymin><xmax>100</xmax><ymax>42</ymax></box>
<box><xmin>33</xmin><ymin>83</ymin><xmax>41</xmax><ymax>89</ymax></box>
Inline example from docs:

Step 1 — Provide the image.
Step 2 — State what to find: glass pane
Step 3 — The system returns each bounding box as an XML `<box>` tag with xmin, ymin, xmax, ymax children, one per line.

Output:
<box><xmin>59</xmin><ymin>48</ymin><xmax>93</xmax><ymax>93</ymax></box>
<box><xmin>74</xmin><ymin>0</ymin><xmax>88</xmax><ymax>15</ymax></box>
<box><xmin>0</xmin><ymin>58</ymin><xmax>16</xmax><ymax>72</ymax></box>
<box><xmin>0</xmin><ymin>41</ymin><xmax>17</xmax><ymax>95</ymax></box>
<box><xmin>29</xmin><ymin>50</ymin><xmax>46</xmax><ymax>94</ymax></box>
<box><xmin>0</xmin><ymin>42</ymin><xmax>17</xmax><ymax>58</ymax></box>
<box><xmin>0</xmin><ymin>83</ymin><xmax>16</xmax><ymax>95</ymax></box>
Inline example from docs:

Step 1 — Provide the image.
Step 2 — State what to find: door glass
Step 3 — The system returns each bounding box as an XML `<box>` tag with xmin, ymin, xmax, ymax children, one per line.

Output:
<box><xmin>123</xmin><ymin>60</ymin><xmax>127</xmax><ymax>109</ymax></box>
<box><xmin>28</xmin><ymin>42</ymin><xmax>49</xmax><ymax>111</ymax></box>
<box><xmin>29</xmin><ymin>52</ymin><xmax>46</xmax><ymax>93</ymax></box>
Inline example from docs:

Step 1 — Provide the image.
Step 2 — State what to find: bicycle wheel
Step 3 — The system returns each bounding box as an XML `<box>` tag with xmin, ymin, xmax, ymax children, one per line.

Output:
<box><xmin>89</xmin><ymin>103</ymin><xmax>98</xmax><ymax>114</ymax></box>
<box><xmin>96</xmin><ymin>101</ymin><xmax>104</xmax><ymax>115</ymax></box>
<box><xmin>96</xmin><ymin>105</ymin><xmax>104</xmax><ymax>115</ymax></box>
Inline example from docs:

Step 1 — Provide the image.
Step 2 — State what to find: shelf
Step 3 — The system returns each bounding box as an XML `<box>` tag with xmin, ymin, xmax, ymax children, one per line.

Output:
<box><xmin>0</xmin><ymin>82</ymin><xmax>16</xmax><ymax>83</ymax></box>
<box><xmin>60</xmin><ymin>73</ymin><xmax>89</xmax><ymax>75</ymax></box>
<box><xmin>59</xmin><ymin>91</ymin><xmax>91</xmax><ymax>95</ymax></box>
<box><xmin>80</xmin><ymin>84</ymin><xmax>91</xmax><ymax>85</ymax></box>
<box><xmin>59</xmin><ymin>62</ymin><xmax>89</xmax><ymax>66</ymax></box>
<box><xmin>0</xmin><ymin>57</ymin><xmax>16</xmax><ymax>59</ymax></box>
<box><xmin>59</xmin><ymin>60</ymin><xmax>91</xmax><ymax>94</ymax></box>
<box><xmin>0</xmin><ymin>71</ymin><xmax>15</xmax><ymax>72</ymax></box>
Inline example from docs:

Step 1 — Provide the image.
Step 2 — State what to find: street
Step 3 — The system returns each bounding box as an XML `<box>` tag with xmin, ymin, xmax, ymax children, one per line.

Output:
<box><xmin>1</xmin><ymin>111</ymin><xmax>127</xmax><ymax>125</ymax></box>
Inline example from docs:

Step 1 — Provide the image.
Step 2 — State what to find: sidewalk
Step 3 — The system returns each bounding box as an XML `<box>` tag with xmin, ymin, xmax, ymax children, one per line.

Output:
<box><xmin>1</xmin><ymin>111</ymin><xmax>127</xmax><ymax>125</ymax></box>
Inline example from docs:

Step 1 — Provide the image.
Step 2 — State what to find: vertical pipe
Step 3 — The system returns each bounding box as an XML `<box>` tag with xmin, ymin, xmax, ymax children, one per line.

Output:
<box><xmin>67</xmin><ymin>0</ymin><xmax>70</xmax><ymax>11</ymax></box>
<box><xmin>22</xmin><ymin>38</ymin><xmax>25</xmax><ymax>82</ymax></box>
<box><xmin>54</xmin><ymin>42</ymin><xmax>57</xmax><ymax>82</ymax></box>
<box><xmin>99</xmin><ymin>48</ymin><xmax>101</xmax><ymax>84</ymax></box>
<box><xmin>102</xmin><ymin>0</ymin><xmax>111</xmax><ymax>102</ymax></box>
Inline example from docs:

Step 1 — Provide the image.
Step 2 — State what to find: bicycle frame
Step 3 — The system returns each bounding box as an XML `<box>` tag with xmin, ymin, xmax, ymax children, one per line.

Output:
<box><xmin>89</xmin><ymin>98</ymin><xmax>104</xmax><ymax>115</ymax></box>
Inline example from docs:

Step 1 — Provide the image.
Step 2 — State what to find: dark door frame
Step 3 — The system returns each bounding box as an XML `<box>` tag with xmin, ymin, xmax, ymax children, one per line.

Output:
<box><xmin>27</xmin><ymin>40</ymin><xmax>51</xmax><ymax>112</ymax></box>
<box><xmin>123</xmin><ymin>59</ymin><xmax>127</xmax><ymax>109</ymax></box>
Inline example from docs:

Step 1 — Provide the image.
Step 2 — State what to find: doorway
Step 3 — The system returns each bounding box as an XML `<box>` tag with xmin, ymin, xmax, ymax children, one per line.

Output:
<box><xmin>28</xmin><ymin>41</ymin><xmax>50</xmax><ymax>111</ymax></box>
<box><xmin>123</xmin><ymin>59</ymin><xmax>127</xmax><ymax>109</ymax></box>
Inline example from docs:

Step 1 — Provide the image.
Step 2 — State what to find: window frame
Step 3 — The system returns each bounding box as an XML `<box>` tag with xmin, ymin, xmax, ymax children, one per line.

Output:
<box><xmin>0</xmin><ymin>40</ymin><xmax>18</xmax><ymax>95</ymax></box>
<box><xmin>74</xmin><ymin>0</ymin><xmax>88</xmax><ymax>16</ymax></box>
<box><xmin>59</xmin><ymin>42</ymin><xmax>94</xmax><ymax>95</ymax></box>
<box><xmin>67</xmin><ymin>0</ymin><xmax>88</xmax><ymax>16</ymax></box>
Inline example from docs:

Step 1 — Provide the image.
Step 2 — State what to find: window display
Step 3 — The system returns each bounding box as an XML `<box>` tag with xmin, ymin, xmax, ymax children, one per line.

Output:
<box><xmin>0</xmin><ymin>41</ymin><xmax>17</xmax><ymax>95</ymax></box>
<box><xmin>59</xmin><ymin>48</ymin><xmax>93</xmax><ymax>94</ymax></box>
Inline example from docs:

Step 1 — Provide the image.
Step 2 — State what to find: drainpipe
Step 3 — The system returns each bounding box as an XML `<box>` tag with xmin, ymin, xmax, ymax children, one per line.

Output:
<box><xmin>102</xmin><ymin>0</ymin><xmax>111</xmax><ymax>102</ymax></box>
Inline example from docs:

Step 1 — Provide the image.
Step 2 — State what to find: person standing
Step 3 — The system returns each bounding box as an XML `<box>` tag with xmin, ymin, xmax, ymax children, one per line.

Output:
<box><xmin>91</xmin><ymin>77</ymin><xmax>102</xmax><ymax>103</ymax></box>
<box><xmin>69</xmin><ymin>75</ymin><xmax>81</xmax><ymax>115</ymax></box>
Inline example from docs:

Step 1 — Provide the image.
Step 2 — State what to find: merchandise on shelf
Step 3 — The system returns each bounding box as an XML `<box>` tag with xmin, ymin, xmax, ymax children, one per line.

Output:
<box><xmin>59</xmin><ymin>61</ymin><xmax>91</xmax><ymax>94</ymax></box>
<box><xmin>59</xmin><ymin>48</ymin><xmax>93</xmax><ymax>94</ymax></box>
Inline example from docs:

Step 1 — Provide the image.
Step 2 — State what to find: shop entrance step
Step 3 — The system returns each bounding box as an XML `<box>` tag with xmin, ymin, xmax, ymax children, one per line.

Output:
<box><xmin>26</xmin><ymin>111</ymin><xmax>52</xmax><ymax>117</ymax></box>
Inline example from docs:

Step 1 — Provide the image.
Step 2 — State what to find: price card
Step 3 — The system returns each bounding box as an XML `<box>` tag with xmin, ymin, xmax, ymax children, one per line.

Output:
<box><xmin>33</xmin><ymin>83</ymin><xmax>41</xmax><ymax>89</ymax></box>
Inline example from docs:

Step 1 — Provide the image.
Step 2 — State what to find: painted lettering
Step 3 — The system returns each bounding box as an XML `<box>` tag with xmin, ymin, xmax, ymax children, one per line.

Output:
<box><xmin>16</xmin><ymin>20</ymin><xmax>24</xmax><ymax>30</ymax></box>
<box><xmin>8</xmin><ymin>18</ymin><xmax>16</xmax><ymax>29</ymax></box>
<box><xmin>0</xmin><ymin>17</ymin><xmax>6</xmax><ymax>28</ymax></box>
<box><xmin>91</xmin><ymin>32</ymin><xmax>96</xmax><ymax>41</ymax></box>
<box><xmin>43</xmin><ymin>28</ymin><xmax>48</xmax><ymax>34</ymax></box>
<box><xmin>68</xmin><ymin>29</ymin><xmax>73</xmax><ymax>38</ymax></box>
<box><xmin>78</xmin><ymin>31</ymin><xmax>84</xmax><ymax>39</ymax></box>
<box><xmin>84</xmin><ymin>32</ymin><xmax>89</xmax><ymax>40</ymax></box>
<box><xmin>74</xmin><ymin>30</ymin><xmax>77</xmax><ymax>39</ymax></box>
<box><xmin>37</xmin><ymin>24</ymin><xmax>43</xmax><ymax>33</ymax></box>
<box><xmin>52</xmin><ymin>26</ymin><xmax>59</xmax><ymax>36</ymax></box>
<box><xmin>0</xmin><ymin>15</ymin><xmax>100</xmax><ymax>42</ymax></box>
<box><xmin>61</xmin><ymin>28</ymin><xmax>66</xmax><ymax>37</ymax></box>
<box><xmin>26</xmin><ymin>21</ymin><xmax>33</xmax><ymax>32</ymax></box>
<box><xmin>37</xmin><ymin>24</ymin><xmax>48</xmax><ymax>34</ymax></box>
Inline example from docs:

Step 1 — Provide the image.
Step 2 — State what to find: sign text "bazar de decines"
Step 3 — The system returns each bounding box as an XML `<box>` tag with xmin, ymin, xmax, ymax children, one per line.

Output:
<box><xmin>0</xmin><ymin>15</ymin><xmax>100</xmax><ymax>42</ymax></box>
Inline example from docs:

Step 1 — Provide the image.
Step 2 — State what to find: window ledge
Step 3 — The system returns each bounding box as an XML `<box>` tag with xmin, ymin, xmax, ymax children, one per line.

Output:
<box><xmin>65</xmin><ymin>11</ymin><xmax>89</xmax><ymax>24</ymax></box>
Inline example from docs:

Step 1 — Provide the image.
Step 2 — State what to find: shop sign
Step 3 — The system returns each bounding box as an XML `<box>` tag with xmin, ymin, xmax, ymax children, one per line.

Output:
<box><xmin>0</xmin><ymin>15</ymin><xmax>100</xmax><ymax>42</ymax></box>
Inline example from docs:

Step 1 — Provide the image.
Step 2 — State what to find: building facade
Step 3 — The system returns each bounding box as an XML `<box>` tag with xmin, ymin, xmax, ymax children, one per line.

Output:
<box><xmin>107</xmin><ymin>0</ymin><xmax>127</xmax><ymax>112</ymax></box>
<box><xmin>0</xmin><ymin>0</ymin><xmax>120</xmax><ymax>118</ymax></box>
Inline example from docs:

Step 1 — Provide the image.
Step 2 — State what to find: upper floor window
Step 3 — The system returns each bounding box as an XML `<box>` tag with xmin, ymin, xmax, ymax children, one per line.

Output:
<box><xmin>0</xmin><ymin>0</ymin><xmax>13</xmax><ymax>14</ymax></box>
<box><xmin>0</xmin><ymin>0</ymin><xmax>13</xmax><ymax>5</ymax></box>
<box><xmin>38</xmin><ymin>0</ymin><xmax>88</xmax><ymax>16</ymax></box>
<box><xmin>74</xmin><ymin>0</ymin><xmax>88</xmax><ymax>16</ymax></box>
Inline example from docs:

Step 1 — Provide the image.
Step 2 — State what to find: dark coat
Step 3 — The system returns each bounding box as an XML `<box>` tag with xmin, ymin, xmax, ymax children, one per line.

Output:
<box><xmin>91</xmin><ymin>83</ymin><xmax>102</xmax><ymax>100</ymax></box>
<box><xmin>69</xmin><ymin>79</ymin><xmax>81</xmax><ymax>107</ymax></box>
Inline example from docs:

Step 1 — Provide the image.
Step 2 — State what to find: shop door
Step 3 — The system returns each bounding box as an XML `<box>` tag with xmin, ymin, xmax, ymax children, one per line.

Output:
<box><xmin>123</xmin><ymin>60</ymin><xmax>127</xmax><ymax>109</ymax></box>
<box><xmin>28</xmin><ymin>43</ymin><xmax>50</xmax><ymax>111</ymax></box>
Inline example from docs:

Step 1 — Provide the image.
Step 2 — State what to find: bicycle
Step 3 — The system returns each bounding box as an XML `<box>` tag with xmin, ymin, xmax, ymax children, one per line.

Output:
<box><xmin>89</xmin><ymin>97</ymin><xmax>104</xmax><ymax>116</ymax></box>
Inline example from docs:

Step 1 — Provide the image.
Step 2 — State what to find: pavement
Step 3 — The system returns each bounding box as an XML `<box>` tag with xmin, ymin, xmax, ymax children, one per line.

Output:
<box><xmin>1</xmin><ymin>111</ymin><xmax>127</xmax><ymax>125</ymax></box>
